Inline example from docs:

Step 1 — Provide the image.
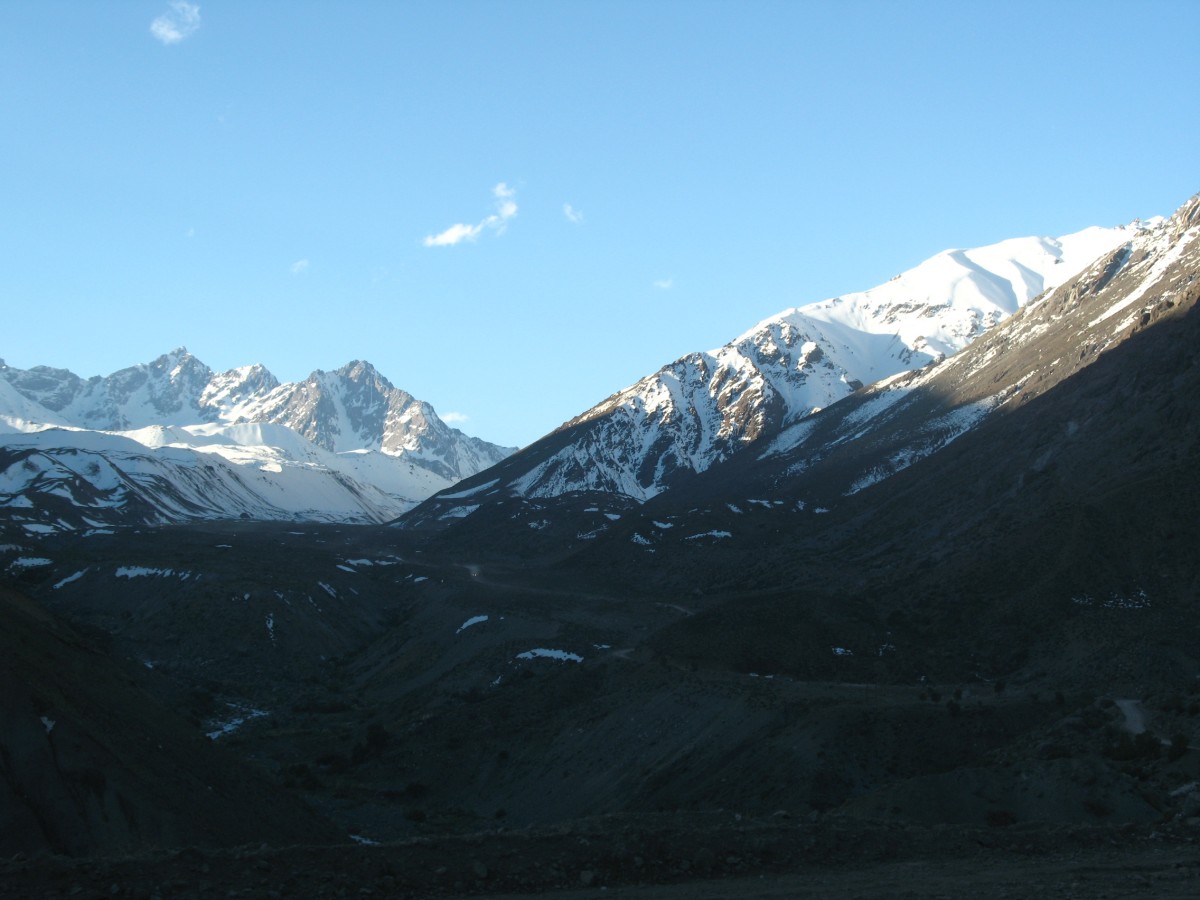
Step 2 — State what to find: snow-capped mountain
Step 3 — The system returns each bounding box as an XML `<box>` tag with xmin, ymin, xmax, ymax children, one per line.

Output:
<box><xmin>0</xmin><ymin>354</ymin><xmax>514</xmax><ymax>530</ymax></box>
<box><xmin>1</xmin><ymin>353</ymin><xmax>513</xmax><ymax>480</ymax></box>
<box><xmin>217</xmin><ymin>360</ymin><xmax>510</xmax><ymax>483</ymax></box>
<box><xmin>401</xmin><ymin>194</ymin><xmax>1198</xmax><ymax>553</ymax></box>
<box><xmin>548</xmin><ymin>222</ymin><xmax>1148</xmax><ymax>498</ymax></box>
<box><xmin>401</xmin><ymin>216</ymin><xmax>1154</xmax><ymax>528</ymax></box>
<box><xmin>667</xmin><ymin>192</ymin><xmax>1200</xmax><ymax>517</ymax></box>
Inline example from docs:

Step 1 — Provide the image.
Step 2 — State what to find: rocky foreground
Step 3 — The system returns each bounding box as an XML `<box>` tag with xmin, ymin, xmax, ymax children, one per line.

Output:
<box><xmin>2</xmin><ymin>818</ymin><xmax>1199</xmax><ymax>899</ymax></box>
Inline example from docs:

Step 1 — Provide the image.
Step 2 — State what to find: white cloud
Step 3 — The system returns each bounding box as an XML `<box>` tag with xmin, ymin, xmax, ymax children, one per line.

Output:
<box><xmin>653</xmin><ymin>277</ymin><xmax>674</xmax><ymax>290</ymax></box>
<box><xmin>563</xmin><ymin>203</ymin><xmax>584</xmax><ymax>224</ymax></box>
<box><xmin>441</xmin><ymin>411</ymin><xmax>469</xmax><ymax>424</ymax></box>
<box><xmin>290</xmin><ymin>259</ymin><xmax>310</xmax><ymax>276</ymax></box>
<box><xmin>423</xmin><ymin>182</ymin><xmax>518</xmax><ymax>248</ymax></box>
<box><xmin>424</xmin><ymin>222</ymin><xmax>486</xmax><ymax>248</ymax></box>
<box><xmin>151</xmin><ymin>1</ymin><xmax>201</xmax><ymax>45</ymax></box>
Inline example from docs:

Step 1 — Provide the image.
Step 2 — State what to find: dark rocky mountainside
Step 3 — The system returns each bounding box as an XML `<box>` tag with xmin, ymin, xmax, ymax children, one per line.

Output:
<box><xmin>0</xmin><ymin>584</ymin><xmax>340</xmax><ymax>857</ymax></box>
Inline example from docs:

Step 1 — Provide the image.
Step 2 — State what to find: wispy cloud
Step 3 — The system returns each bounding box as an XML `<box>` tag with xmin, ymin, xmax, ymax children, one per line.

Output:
<box><xmin>653</xmin><ymin>277</ymin><xmax>674</xmax><ymax>290</ymax></box>
<box><xmin>424</xmin><ymin>182</ymin><xmax>518</xmax><ymax>248</ymax></box>
<box><xmin>151</xmin><ymin>1</ymin><xmax>201</xmax><ymax>45</ymax></box>
<box><xmin>563</xmin><ymin>203</ymin><xmax>584</xmax><ymax>224</ymax></box>
<box><xmin>290</xmin><ymin>259</ymin><xmax>310</xmax><ymax>276</ymax></box>
<box><xmin>441</xmin><ymin>411</ymin><xmax>469</xmax><ymax>424</ymax></box>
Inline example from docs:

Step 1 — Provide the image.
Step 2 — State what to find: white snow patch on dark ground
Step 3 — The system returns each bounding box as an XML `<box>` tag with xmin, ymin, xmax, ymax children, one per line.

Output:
<box><xmin>456</xmin><ymin>615</ymin><xmax>489</xmax><ymax>634</ymax></box>
<box><xmin>516</xmin><ymin>649</ymin><xmax>583</xmax><ymax>663</ymax></box>
<box><xmin>206</xmin><ymin>703</ymin><xmax>269</xmax><ymax>740</ymax></box>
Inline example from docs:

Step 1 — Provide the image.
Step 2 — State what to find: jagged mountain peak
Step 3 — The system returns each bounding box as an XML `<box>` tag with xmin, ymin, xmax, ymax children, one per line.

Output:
<box><xmin>334</xmin><ymin>358</ymin><xmax>391</xmax><ymax>384</ymax></box>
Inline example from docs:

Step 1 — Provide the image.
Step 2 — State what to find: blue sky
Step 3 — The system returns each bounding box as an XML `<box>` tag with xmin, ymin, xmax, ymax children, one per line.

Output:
<box><xmin>2</xmin><ymin>1</ymin><xmax>1197</xmax><ymax>448</ymax></box>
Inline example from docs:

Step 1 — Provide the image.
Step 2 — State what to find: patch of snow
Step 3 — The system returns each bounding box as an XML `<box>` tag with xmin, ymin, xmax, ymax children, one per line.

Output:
<box><xmin>318</xmin><ymin>581</ymin><xmax>338</xmax><ymax>597</ymax></box>
<box><xmin>265</xmin><ymin>614</ymin><xmax>275</xmax><ymax>642</ymax></box>
<box><xmin>832</xmin><ymin>647</ymin><xmax>853</xmax><ymax>656</ymax></box>
<box><xmin>52</xmin><ymin>569</ymin><xmax>86</xmax><ymax>589</ymax></box>
<box><xmin>206</xmin><ymin>703</ymin><xmax>269</xmax><ymax>740</ymax></box>
<box><xmin>515</xmin><ymin>648</ymin><xmax>584</xmax><ymax>663</ymax></box>
<box><xmin>652</xmin><ymin>520</ymin><xmax>674</xmax><ymax>529</ymax></box>
<box><xmin>412</xmin><ymin>576</ymin><xmax>428</xmax><ymax>584</ymax></box>
<box><xmin>115</xmin><ymin>565</ymin><xmax>190</xmax><ymax>579</ymax></box>
<box><xmin>40</xmin><ymin>716</ymin><xmax>55</xmax><ymax>734</ymax></box>
<box><xmin>726</xmin><ymin>503</ymin><xmax>743</xmax><ymax>514</ymax></box>
<box><xmin>604</xmin><ymin>512</ymin><xmax>622</xmax><ymax>521</ymax></box>
<box><xmin>10</xmin><ymin>556</ymin><xmax>52</xmax><ymax>569</ymax></box>
<box><xmin>1073</xmin><ymin>589</ymin><xmax>1150</xmax><ymax>610</ymax></box>
<box><xmin>631</xmin><ymin>533</ymin><xmax>652</xmax><ymax>545</ymax></box>
<box><xmin>437</xmin><ymin>478</ymin><xmax>499</xmax><ymax>499</ymax></box>
<box><xmin>456</xmin><ymin>615</ymin><xmax>489</xmax><ymax>634</ymax></box>
<box><xmin>684</xmin><ymin>530</ymin><xmax>732</xmax><ymax>540</ymax></box>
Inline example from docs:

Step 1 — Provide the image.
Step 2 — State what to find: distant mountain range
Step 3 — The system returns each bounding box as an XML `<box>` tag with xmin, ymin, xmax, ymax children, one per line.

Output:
<box><xmin>0</xmin><ymin>355</ymin><xmax>514</xmax><ymax>528</ymax></box>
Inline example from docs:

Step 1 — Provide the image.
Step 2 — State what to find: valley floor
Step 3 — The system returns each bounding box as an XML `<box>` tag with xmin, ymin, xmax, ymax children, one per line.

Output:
<box><xmin>2</xmin><ymin>819</ymin><xmax>1198</xmax><ymax>899</ymax></box>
